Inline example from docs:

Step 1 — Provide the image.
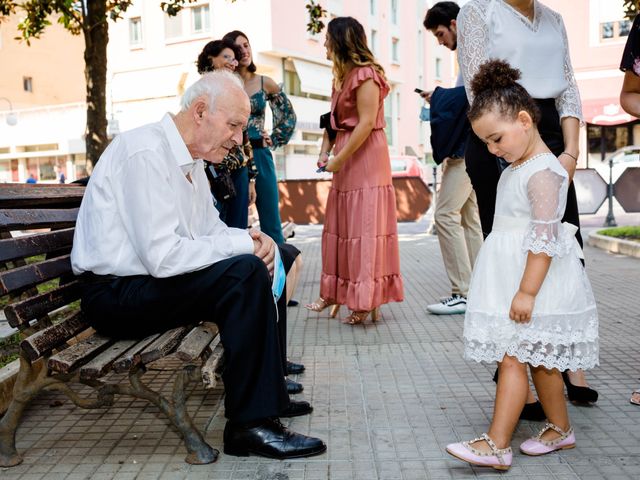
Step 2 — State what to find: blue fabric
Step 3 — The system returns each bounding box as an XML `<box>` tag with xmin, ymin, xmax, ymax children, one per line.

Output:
<box><xmin>216</xmin><ymin>165</ymin><xmax>249</xmax><ymax>229</ymax></box>
<box><xmin>271</xmin><ymin>247</ymin><xmax>286</xmax><ymax>301</ymax></box>
<box><xmin>253</xmin><ymin>147</ymin><xmax>284</xmax><ymax>243</ymax></box>
<box><xmin>429</xmin><ymin>86</ymin><xmax>470</xmax><ymax>165</ymax></box>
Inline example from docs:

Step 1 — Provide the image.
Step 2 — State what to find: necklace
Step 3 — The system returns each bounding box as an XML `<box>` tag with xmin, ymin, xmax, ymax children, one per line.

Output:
<box><xmin>509</xmin><ymin>152</ymin><xmax>548</xmax><ymax>171</ymax></box>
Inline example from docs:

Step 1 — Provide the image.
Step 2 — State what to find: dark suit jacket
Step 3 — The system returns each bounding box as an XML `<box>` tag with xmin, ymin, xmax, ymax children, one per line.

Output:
<box><xmin>429</xmin><ymin>86</ymin><xmax>470</xmax><ymax>165</ymax></box>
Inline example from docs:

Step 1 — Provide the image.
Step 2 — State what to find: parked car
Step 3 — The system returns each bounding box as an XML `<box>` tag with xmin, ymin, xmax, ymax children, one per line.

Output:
<box><xmin>390</xmin><ymin>156</ymin><xmax>430</xmax><ymax>184</ymax></box>
<box><xmin>593</xmin><ymin>146</ymin><xmax>640</xmax><ymax>183</ymax></box>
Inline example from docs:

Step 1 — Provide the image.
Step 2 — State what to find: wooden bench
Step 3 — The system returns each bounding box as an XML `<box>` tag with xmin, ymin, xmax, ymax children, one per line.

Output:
<box><xmin>0</xmin><ymin>184</ymin><xmax>224</xmax><ymax>467</ymax></box>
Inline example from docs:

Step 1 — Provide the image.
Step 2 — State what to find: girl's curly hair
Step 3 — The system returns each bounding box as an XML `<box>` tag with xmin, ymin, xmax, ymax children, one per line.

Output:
<box><xmin>468</xmin><ymin>59</ymin><xmax>540</xmax><ymax>124</ymax></box>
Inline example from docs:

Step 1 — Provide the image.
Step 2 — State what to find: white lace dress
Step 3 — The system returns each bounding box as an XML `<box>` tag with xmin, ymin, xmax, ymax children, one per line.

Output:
<box><xmin>463</xmin><ymin>153</ymin><xmax>599</xmax><ymax>371</ymax></box>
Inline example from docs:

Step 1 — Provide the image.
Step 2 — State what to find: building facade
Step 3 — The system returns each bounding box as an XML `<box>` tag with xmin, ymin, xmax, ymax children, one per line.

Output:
<box><xmin>0</xmin><ymin>14</ymin><xmax>86</xmax><ymax>183</ymax></box>
<box><xmin>1</xmin><ymin>0</ymin><xmax>636</xmax><ymax>183</ymax></box>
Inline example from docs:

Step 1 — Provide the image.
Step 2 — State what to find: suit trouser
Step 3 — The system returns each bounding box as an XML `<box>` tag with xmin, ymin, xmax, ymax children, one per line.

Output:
<box><xmin>253</xmin><ymin>147</ymin><xmax>285</xmax><ymax>244</ymax></box>
<box><xmin>465</xmin><ymin>98</ymin><xmax>583</xmax><ymax>248</ymax></box>
<box><xmin>80</xmin><ymin>254</ymin><xmax>290</xmax><ymax>423</ymax></box>
<box><xmin>434</xmin><ymin>157</ymin><xmax>483</xmax><ymax>297</ymax></box>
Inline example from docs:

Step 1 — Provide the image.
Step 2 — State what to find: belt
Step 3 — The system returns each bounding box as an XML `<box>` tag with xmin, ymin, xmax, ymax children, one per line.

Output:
<box><xmin>79</xmin><ymin>272</ymin><xmax>119</xmax><ymax>284</ymax></box>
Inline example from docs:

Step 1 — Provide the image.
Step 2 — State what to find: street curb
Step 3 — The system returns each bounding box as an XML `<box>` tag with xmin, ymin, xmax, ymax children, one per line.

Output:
<box><xmin>587</xmin><ymin>231</ymin><xmax>640</xmax><ymax>258</ymax></box>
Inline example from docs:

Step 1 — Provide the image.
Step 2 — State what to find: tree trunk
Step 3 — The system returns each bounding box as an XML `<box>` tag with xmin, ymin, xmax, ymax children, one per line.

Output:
<box><xmin>83</xmin><ymin>1</ymin><xmax>109</xmax><ymax>167</ymax></box>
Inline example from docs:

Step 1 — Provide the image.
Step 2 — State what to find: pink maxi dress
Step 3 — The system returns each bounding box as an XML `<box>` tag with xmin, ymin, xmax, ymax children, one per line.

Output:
<box><xmin>320</xmin><ymin>66</ymin><xmax>404</xmax><ymax>312</ymax></box>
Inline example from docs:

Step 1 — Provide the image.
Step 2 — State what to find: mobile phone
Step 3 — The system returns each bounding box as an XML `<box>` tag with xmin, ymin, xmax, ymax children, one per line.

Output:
<box><xmin>414</xmin><ymin>88</ymin><xmax>424</xmax><ymax>94</ymax></box>
<box><xmin>316</xmin><ymin>166</ymin><xmax>326</xmax><ymax>173</ymax></box>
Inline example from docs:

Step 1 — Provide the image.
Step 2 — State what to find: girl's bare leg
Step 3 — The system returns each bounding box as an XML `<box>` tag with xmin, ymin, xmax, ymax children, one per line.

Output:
<box><xmin>286</xmin><ymin>255</ymin><xmax>302</xmax><ymax>303</ymax></box>
<box><xmin>530</xmin><ymin>365</ymin><xmax>570</xmax><ymax>441</ymax></box>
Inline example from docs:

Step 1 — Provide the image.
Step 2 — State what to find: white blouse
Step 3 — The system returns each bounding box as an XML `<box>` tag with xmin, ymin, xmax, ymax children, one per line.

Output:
<box><xmin>457</xmin><ymin>0</ymin><xmax>582</xmax><ymax>120</ymax></box>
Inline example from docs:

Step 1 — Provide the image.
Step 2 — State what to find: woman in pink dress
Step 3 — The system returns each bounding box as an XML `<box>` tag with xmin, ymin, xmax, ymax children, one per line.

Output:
<box><xmin>305</xmin><ymin>16</ymin><xmax>404</xmax><ymax>325</ymax></box>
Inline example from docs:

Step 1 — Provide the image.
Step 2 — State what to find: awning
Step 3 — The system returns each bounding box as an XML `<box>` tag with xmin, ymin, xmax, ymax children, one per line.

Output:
<box><xmin>292</xmin><ymin>59</ymin><xmax>333</xmax><ymax>97</ymax></box>
<box><xmin>583</xmin><ymin>98</ymin><xmax>634</xmax><ymax>126</ymax></box>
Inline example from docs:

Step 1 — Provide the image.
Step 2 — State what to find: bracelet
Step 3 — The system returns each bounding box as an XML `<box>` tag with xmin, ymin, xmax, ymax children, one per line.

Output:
<box><xmin>561</xmin><ymin>151</ymin><xmax>578</xmax><ymax>162</ymax></box>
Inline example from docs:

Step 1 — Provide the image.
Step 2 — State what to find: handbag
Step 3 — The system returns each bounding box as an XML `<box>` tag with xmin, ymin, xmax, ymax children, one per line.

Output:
<box><xmin>204</xmin><ymin>162</ymin><xmax>236</xmax><ymax>202</ymax></box>
<box><xmin>319</xmin><ymin>111</ymin><xmax>337</xmax><ymax>141</ymax></box>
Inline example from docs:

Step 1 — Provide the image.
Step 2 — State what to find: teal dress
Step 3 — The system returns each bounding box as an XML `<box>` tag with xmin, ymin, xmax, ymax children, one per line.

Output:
<box><xmin>248</xmin><ymin>76</ymin><xmax>296</xmax><ymax>243</ymax></box>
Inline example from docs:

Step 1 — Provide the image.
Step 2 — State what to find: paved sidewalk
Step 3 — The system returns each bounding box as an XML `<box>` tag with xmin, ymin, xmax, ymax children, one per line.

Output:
<box><xmin>2</xmin><ymin>219</ymin><xmax>640</xmax><ymax>480</ymax></box>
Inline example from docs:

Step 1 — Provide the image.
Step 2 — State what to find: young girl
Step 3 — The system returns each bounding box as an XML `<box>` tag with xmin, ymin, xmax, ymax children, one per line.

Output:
<box><xmin>445</xmin><ymin>60</ymin><xmax>599</xmax><ymax>471</ymax></box>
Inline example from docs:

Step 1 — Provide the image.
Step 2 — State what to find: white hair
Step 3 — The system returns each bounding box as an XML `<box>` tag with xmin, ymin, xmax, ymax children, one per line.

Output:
<box><xmin>180</xmin><ymin>69</ymin><xmax>245</xmax><ymax>112</ymax></box>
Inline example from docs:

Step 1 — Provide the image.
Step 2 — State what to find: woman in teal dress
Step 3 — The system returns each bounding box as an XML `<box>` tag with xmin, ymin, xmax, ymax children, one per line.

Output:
<box><xmin>223</xmin><ymin>30</ymin><xmax>296</xmax><ymax>244</ymax></box>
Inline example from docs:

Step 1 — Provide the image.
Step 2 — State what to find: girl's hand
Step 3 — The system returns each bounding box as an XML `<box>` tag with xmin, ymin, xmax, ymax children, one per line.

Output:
<box><xmin>317</xmin><ymin>151</ymin><xmax>329</xmax><ymax>169</ymax></box>
<box><xmin>325</xmin><ymin>154</ymin><xmax>344</xmax><ymax>173</ymax></box>
<box><xmin>509</xmin><ymin>290</ymin><xmax>535</xmax><ymax>323</ymax></box>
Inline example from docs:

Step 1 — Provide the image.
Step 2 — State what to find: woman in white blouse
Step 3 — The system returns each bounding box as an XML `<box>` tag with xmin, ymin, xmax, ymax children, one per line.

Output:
<box><xmin>457</xmin><ymin>0</ymin><xmax>598</xmax><ymax>406</ymax></box>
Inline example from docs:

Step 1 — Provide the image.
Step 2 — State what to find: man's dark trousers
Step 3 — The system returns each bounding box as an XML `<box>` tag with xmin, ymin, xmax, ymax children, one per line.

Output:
<box><xmin>80</xmin><ymin>254</ymin><xmax>290</xmax><ymax>423</ymax></box>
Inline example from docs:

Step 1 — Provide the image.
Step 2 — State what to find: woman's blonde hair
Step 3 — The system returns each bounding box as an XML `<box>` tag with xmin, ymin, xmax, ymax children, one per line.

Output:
<box><xmin>327</xmin><ymin>17</ymin><xmax>386</xmax><ymax>90</ymax></box>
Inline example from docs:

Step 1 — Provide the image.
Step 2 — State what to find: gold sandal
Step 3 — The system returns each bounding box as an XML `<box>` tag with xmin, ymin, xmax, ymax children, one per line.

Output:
<box><xmin>343</xmin><ymin>307</ymin><xmax>380</xmax><ymax>325</ymax></box>
<box><xmin>305</xmin><ymin>297</ymin><xmax>340</xmax><ymax>318</ymax></box>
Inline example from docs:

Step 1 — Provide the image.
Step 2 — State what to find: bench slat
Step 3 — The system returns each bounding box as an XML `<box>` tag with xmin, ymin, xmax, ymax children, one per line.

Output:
<box><xmin>4</xmin><ymin>281</ymin><xmax>81</xmax><ymax>328</ymax></box>
<box><xmin>0</xmin><ymin>184</ymin><xmax>85</xmax><ymax>208</ymax></box>
<box><xmin>0</xmin><ymin>208</ymin><xmax>79</xmax><ymax>230</ymax></box>
<box><xmin>80</xmin><ymin>340</ymin><xmax>139</xmax><ymax>380</ymax></box>
<box><xmin>138</xmin><ymin>327</ymin><xmax>188</xmax><ymax>365</ymax></box>
<box><xmin>174</xmin><ymin>323</ymin><xmax>218</xmax><ymax>362</ymax></box>
<box><xmin>0</xmin><ymin>255</ymin><xmax>72</xmax><ymax>296</ymax></box>
<box><xmin>20</xmin><ymin>311</ymin><xmax>88</xmax><ymax>361</ymax></box>
<box><xmin>202</xmin><ymin>336</ymin><xmax>223</xmax><ymax>389</ymax></box>
<box><xmin>0</xmin><ymin>228</ymin><xmax>75</xmax><ymax>263</ymax></box>
<box><xmin>112</xmin><ymin>334</ymin><xmax>160</xmax><ymax>373</ymax></box>
<box><xmin>48</xmin><ymin>333</ymin><xmax>113</xmax><ymax>374</ymax></box>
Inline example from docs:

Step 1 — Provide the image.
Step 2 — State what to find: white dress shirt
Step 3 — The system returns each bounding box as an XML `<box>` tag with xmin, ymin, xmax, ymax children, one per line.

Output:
<box><xmin>457</xmin><ymin>0</ymin><xmax>582</xmax><ymax>120</ymax></box>
<box><xmin>71</xmin><ymin>113</ymin><xmax>254</xmax><ymax>278</ymax></box>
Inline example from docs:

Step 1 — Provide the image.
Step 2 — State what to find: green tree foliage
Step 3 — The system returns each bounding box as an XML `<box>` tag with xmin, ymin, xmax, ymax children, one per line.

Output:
<box><xmin>624</xmin><ymin>0</ymin><xmax>640</xmax><ymax>20</ymax></box>
<box><xmin>0</xmin><ymin>0</ymin><xmax>327</xmax><ymax>166</ymax></box>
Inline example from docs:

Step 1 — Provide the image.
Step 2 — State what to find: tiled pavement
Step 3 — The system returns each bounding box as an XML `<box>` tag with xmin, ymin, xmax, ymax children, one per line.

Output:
<box><xmin>2</xmin><ymin>217</ymin><xmax>640</xmax><ymax>480</ymax></box>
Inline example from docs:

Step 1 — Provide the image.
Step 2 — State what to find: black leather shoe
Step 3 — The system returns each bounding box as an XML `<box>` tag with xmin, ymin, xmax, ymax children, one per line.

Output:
<box><xmin>520</xmin><ymin>400</ymin><xmax>546</xmax><ymax>421</ymax></box>
<box><xmin>286</xmin><ymin>360</ymin><xmax>305</xmax><ymax>375</ymax></box>
<box><xmin>223</xmin><ymin>418</ymin><xmax>326</xmax><ymax>459</ymax></box>
<box><xmin>286</xmin><ymin>377</ymin><xmax>303</xmax><ymax>394</ymax></box>
<box><xmin>562</xmin><ymin>371</ymin><xmax>598</xmax><ymax>404</ymax></box>
<box><xmin>280</xmin><ymin>400</ymin><xmax>313</xmax><ymax>418</ymax></box>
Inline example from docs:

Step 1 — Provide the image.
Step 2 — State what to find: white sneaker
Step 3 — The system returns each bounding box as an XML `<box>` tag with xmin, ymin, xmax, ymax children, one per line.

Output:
<box><xmin>427</xmin><ymin>294</ymin><xmax>467</xmax><ymax>315</ymax></box>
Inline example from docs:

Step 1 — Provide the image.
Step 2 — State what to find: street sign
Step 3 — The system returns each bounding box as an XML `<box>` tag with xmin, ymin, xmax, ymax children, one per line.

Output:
<box><xmin>573</xmin><ymin>168</ymin><xmax>608</xmax><ymax>215</ymax></box>
<box><xmin>614</xmin><ymin>167</ymin><xmax>640</xmax><ymax>213</ymax></box>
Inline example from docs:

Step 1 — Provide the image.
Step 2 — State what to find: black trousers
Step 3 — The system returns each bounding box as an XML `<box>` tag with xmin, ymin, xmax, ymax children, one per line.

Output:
<box><xmin>465</xmin><ymin>98</ymin><xmax>583</xmax><ymax>248</ymax></box>
<box><xmin>80</xmin><ymin>254</ymin><xmax>291</xmax><ymax>424</ymax></box>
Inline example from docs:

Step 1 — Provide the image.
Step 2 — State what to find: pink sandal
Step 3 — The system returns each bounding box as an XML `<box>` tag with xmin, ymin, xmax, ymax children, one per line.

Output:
<box><xmin>519</xmin><ymin>422</ymin><xmax>575</xmax><ymax>456</ymax></box>
<box><xmin>446</xmin><ymin>433</ymin><xmax>512</xmax><ymax>471</ymax></box>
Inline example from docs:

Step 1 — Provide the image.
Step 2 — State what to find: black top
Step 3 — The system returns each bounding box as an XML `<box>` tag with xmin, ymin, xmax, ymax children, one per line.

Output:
<box><xmin>620</xmin><ymin>15</ymin><xmax>640</xmax><ymax>76</ymax></box>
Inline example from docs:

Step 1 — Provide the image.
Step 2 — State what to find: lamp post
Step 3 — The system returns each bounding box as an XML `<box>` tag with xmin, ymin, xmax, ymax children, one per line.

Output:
<box><xmin>0</xmin><ymin>97</ymin><xmax>18</xmax><ymax>126</ymax></box>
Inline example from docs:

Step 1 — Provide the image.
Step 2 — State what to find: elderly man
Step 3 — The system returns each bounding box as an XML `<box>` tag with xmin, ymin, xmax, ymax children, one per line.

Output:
<box><xmin>70</xmin><ymin>70</ymin><xmax>326</xmax><ymax>459</ymax></box>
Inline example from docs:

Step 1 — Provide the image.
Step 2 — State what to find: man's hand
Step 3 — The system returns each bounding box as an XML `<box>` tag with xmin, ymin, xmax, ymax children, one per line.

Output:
<box><xmin>420</xmin><ymin>90</ymin><xmax>433</xmax><ymax>103</ymax></box>
<box><xmin>249</xmin><ymin>228</ymin><xmax>276</xmax><ymax>275</ymax></box>
<box><xmin>248</xmin><ymin>181</ymin><xmax>257</xmax><ymax>206</ymax></box>
<box><xmin>509</xmin><ymin>290</ymin><xmax>535</xmax><ymax>324</ymax></box>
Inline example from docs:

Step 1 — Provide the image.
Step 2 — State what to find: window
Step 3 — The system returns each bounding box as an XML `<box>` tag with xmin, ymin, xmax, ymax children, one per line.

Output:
<box><xmin>391</xmin><ymin>38</ymin><xmax>400</xmax><ymax>63</ymax></box>
<box><xmin>435</xmin><ymin>58</ymin><xmax>442</xmax><ymax>79</ymax></box>
<box><xmin>370</xmin><ymin>29</ymin><xmax>377</xmax><ymax>55</ymax></box>
<box><xmin>370</xmin><ymin>0</ymin><xmax>376</xmax><ymax>15</ymax></box>
<box><xmin>391</xmin><ymin>0</ymin><xmax>398</xmax><ymax>25</ymax></box>
<box><xmin>23</xmin><ymin>76</ymin><xmax>33</xmax><ymax>92</ymax></box>
<box><xmin>384</xmin><ymin>93</ymin><xmax>394</xmax><ymax>147</ymax></box>
<box><xmin>128</xmin><ymin>17</ymin><xmax>142</xmax><ymax>46</ymax></box>
<box><xmin>600</xmin><ymin>19</ymin><xmax>631</xmax><ymax>40</ymax></box>
<box><xmin>191</xmin><ymin>4</ymin><xmax>210</xmax><ymax>34</ymax></box>
<box><xmin>164</xmin><ymin>12</ymin><xmax>182</xmax><ymax>39</ymax></box>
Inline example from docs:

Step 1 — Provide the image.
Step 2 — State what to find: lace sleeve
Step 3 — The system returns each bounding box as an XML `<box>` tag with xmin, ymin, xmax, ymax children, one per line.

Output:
<box><xmin>267</xmin><ymin>89</ymin><xmax>296</xmax><ymax>148</ymax></box>
<box><xmin>457</xmin><ymin>1</ymin><xmax>490</xmax><ymax>106</ymax></box>
<box><xmin>523</xmin><ymin>168</ymin><xmax>571</xmax><ymax>257</ymax></box>
<box><xmin>552</xmin><ymin>11</ymin><xmax>583</xmax><ymax>121</ymax></box>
